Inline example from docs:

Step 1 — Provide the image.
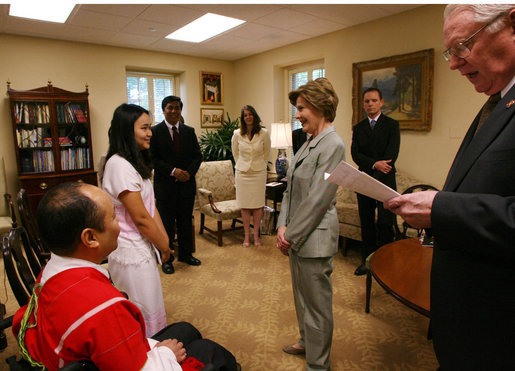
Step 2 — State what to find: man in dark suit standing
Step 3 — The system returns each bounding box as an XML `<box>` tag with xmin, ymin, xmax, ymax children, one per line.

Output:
<box><xmin>292</xmin><ymin>127</ymin><xmax>308</xmax><ymax>155</ymax></box>
<box><xmin>151</xmin><ymin>96</ymin><xmax>202</xmax><ymax>274</ymax></box>
<box><xmin>386</xmin><ymin>5</ymin><xmax>515</xmax><ymax>369</ymax></box>
<box><xmin>351</xmin><ymin>87</ymin><xmax>400</xmax><ymax>276</ymax></box>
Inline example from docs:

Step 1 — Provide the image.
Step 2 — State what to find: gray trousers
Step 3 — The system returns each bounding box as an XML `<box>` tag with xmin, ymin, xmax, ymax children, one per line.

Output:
<box><xmin>290</xmin><ymin>252</ymin><xmax>334</xmax><ymax>371</ymax></box>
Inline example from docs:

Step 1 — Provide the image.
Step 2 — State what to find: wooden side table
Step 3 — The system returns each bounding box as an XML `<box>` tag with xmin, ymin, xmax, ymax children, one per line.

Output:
<box><xmin>366</xmin><ymin>238</ymin><xmax>432</xmax><ymax>317</ymax></box>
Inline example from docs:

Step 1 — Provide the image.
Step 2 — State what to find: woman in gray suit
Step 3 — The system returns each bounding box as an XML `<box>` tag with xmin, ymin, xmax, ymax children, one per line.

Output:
<box><xmin>277</xmin><ymin>78</ymin><xmax>345</xmax><ymax>371</ymax></box>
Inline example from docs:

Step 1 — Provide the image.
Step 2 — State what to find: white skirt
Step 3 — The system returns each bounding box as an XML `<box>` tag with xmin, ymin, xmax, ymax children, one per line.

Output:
<box><xmin>235</xmin><ymin>169</ymin><xmax>266</xmax><ymax>209</ymax></box>
<box><xmin>108</xmin><ymin>236</ymin><xmax>167</xmax><ymax>337</ymax></box>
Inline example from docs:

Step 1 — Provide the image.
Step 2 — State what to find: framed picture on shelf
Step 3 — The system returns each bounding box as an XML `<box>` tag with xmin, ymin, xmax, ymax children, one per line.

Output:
<box><xmin>352</xmin><ymin>49</ymin><xmax>434</xmax><ymax>131</ymax></box>
<box><xmin>200</xmin><ymin>108</ymin><xmax>224</xmax><ymax>128</ymax></box>
<box><xmin>200</xmin><ymin>71</ymin><xmax>223</xmax><ymax>105</ymax></box>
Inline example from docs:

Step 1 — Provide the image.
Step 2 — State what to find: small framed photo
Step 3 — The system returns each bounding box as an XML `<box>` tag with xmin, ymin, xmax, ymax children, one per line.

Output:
<box><xmin>200</xmin><ymin>71</ymin><xmax>223</xmax><ymax>105</ymax></box>
<box><xmin>200</xmin><ymin>108</ymin><xmax>224</xmax><ymax>128</ymax></box>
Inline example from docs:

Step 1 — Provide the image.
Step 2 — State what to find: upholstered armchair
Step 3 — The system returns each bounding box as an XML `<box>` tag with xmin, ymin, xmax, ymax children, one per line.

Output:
<box><xmin>195</xmin><ymin>160</ymin><xmax>242</xmax><ymax>246</ymax></box>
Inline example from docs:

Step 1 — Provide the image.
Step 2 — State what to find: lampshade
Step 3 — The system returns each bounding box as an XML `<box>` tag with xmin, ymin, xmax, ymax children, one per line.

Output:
<box><xmin>270</xmin><ymin>122</ymin><xmax>292</xmax><ymax>149</ymax></box>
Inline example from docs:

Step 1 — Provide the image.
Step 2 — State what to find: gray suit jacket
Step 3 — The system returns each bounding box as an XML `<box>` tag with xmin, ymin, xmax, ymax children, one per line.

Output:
<box><xmin>277</xmin><ymin>126</ymin><xmax>346</xmax><ymax>257</ymax></box>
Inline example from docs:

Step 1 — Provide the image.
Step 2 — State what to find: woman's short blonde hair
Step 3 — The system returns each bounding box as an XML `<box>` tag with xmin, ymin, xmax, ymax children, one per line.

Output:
<box><xmin>288</xmin><ymin>78</ymin><xmax>339</xmax><ymax>123</ymax></box>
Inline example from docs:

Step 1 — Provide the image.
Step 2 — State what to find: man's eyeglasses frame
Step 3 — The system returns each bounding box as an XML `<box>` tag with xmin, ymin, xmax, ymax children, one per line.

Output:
<box><xmin>442</xmin><ymin>12</ymin><xmax>507</xmax><ymax>62</ymax></box>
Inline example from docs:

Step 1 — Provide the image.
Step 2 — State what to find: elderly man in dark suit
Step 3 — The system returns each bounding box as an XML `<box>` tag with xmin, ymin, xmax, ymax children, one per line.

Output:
<box><xmin>386</xmin><ymin>4</ymin><xmax>515</xmax><ymax>369</ymax></box>
<box><xmin>351</xmin><ymin>87</ymin><xmax>400</xmax><ymax>276</ymax></box>
<box><xmin>150</xmin><ymin>96</ymin><xmax>202</xmax><ymax>274</ymax></box>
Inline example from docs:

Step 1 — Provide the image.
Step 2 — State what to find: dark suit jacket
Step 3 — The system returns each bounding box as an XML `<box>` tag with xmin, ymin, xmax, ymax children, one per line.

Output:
<box><xmin>430</xmin><ymin>85</ymin><xmax>515</xmax><ymax>369</ymax></box>
<box><xmin>292</xmin><ymin>128</ymin><xmax>307</xmax><ymax>155</ymax></box>
<box><xmin>351</xmin><ymin>113</ymin><xmax>400</xmax><ymax>189</ymax></box>
<box><xmin>150</xmin><ymin>121</ymin><xmax>202</xmax><ymax>200</ymax></box>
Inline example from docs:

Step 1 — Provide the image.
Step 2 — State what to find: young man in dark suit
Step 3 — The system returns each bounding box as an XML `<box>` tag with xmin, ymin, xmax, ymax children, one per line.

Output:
<box><xmin>351</xmin><ymin>87</ymin><xmax>400</xmax><ymax>276</ymax></box>
<box><xmin>150</xmin><ymin>96</ymin><xmax>202</xmax><ymax>274</ymax></box>
<box><xmin>386</xmin><ymin>5</ymin><xmax>515</xmax><ymax>369</ymax></box>
<box><xmin>292</xmin><ymin>127</ymin><xmax>308</xmax><ymax>155</ymax></box>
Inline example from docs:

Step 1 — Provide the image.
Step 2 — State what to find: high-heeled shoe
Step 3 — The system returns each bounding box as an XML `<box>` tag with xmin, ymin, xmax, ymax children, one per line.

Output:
<box><xmin>254</xmin><ymin>239</ymin><xmax>262</xmax><ymax>247</ymax></box>
<box><xmin>242</xmin><ymin>242</ymin><xmax>250</xmax><ymax>248</ymax></box>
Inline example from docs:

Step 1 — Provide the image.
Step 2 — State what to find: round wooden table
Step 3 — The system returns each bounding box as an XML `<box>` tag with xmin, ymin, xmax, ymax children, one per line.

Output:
<box><xmin>367</xmin><ymin>238</ymin><xmax>433</xmax><ymax>317</ymax></box>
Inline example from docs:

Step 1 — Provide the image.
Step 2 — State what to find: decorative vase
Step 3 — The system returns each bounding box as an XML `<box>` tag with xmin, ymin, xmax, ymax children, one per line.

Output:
<box><xmin>275</xmin><ymin>149</ymin><xmax>289</xmax><ymax>180</ymax></box>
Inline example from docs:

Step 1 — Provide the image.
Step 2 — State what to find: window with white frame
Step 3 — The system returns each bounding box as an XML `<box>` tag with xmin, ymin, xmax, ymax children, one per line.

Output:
<box><xmin>126</xmin><ymin>71</ymin><xmax>176</xmax><ymax>124</ymax></box>
<box><xmin>288</xmin><ymin>63</ymin><xmax>325</xmax><ymax>130</ymax></box>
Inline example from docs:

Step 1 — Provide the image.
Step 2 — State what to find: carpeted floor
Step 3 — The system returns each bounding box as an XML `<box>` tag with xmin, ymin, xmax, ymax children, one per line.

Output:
<box><xmin>0</xmin><ymin>213</ymin><xmax>439</xmax><ymax>370</ymax></box>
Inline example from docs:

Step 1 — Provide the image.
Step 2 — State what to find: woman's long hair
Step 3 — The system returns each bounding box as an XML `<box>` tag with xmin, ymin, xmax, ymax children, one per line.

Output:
<box><xmin>103</xmin><ymin>103</ymin><xmax>153</xmax><ymax>180</ymax></box>
<box><xmin>240</xmin><ymin>105</ymin><xmax>262</xmax><ymax>137</ymax></box>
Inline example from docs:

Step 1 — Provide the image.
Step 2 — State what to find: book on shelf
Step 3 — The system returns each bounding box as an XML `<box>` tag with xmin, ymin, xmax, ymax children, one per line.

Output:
<box><xmin>71</xmin><ymin>104</ymin><xmax>87</xmax><ymax>123</ymax></box>
<box><xmin>17</xmin><ymin>128</ymin><xmax>45</xmax><ymax>148</ymax></box>
<box><xmin>60</xmin><ymin>147</ymin><xmax>90</xmax><ymax>170</ymax></box>
<box><xmin>30</xmin><ymin>150</ymin><xmax>54</xmax><ymax>173</ymax></box>
<box><xmin>14</xmin><ymin>102</ymin><xmax>50</xmax><ymax>124</ymax></box>
<box><xmin>64</xmin><ymin>102</ymin><xmax>77</xmax><ymax>124</ymax></box>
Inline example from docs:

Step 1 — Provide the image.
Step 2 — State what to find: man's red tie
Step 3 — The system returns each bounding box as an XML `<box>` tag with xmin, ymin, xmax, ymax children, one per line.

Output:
<box><xmin>172</xmin><ymin>126</ymin><xmax>180</xmax><ymax>153</ymax></box>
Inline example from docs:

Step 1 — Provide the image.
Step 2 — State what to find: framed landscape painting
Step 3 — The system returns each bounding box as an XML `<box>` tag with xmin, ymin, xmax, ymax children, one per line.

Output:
<box><xmin>352</xmin><ymin>49</ymin><xmax>434</xmax><ymax>131</ymax></box>
<box><xmin>200</xmin><ymin>71</ymin><xmax>223</xmax><ymax>105</ymax></box>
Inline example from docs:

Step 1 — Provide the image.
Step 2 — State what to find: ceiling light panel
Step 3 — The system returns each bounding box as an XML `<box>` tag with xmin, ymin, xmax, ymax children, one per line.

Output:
<box><xmin>166</xmin><ymin>13</ymin><xmax>245</xmax><ymax>43</ymax></box>
<box><xmin>9</xmin><ymin>0</ymin><xmax>75</xmax><ymax>23</ymax></box>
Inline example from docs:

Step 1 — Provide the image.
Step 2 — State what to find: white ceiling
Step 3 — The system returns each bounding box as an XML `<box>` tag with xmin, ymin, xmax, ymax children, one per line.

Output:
<box><xmin>0</xmin><ymin>4</ymin><xmax>422</xmax><ymax>61</ymax></box>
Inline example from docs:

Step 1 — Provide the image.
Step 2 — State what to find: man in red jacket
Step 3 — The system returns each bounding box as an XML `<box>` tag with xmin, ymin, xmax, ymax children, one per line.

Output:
<box><xmin>13</xmin><ymin>182</ymin><xmax>238</xmax><ymax>371</ymax></box>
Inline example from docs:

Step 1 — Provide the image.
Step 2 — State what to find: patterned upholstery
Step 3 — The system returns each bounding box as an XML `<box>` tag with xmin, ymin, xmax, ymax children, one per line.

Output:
<box><xmin>336</xmin><ymin>169</ymin><xmax>434</xmax><ymax>246</ymax></box>
<box><xmin>195</xmin><ymin>160</ymin><xmax>242</xmax><ymax>246</ymax></box>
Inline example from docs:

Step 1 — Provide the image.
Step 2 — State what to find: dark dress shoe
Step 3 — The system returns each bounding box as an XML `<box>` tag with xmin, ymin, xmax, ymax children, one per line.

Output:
<box><xmin>178</xmin><ymin>256</ymin><xmax>201</xmax><ymax>266</ymax></box>
<box><xmin>282</xmin><ymin>344</ymin><xmax>305</xmax><ymax>355</ymax></box>
<box><xmin>161</xmin><ymin>259</ymin><xmax>175</xmax><ymax>274</ymax></box>
<box><xmin>354</xmin><ymin>264</ymin><xmax>368</xmax><ymax>276</ymax></box>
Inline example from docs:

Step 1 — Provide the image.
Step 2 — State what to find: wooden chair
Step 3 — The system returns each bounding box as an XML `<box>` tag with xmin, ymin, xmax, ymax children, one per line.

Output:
<box><xmin>4</xmin><ymin>194</ymin><xmax>17</xmax><ymax>228</ymax></box>
<box><xmin>1</xmin><ymin>157</ymin><xmax>13</xmax><ymax>236</ymax></box>
<box><xmin>17</xmin><ymin>189</ymin><xmax>49</xmax><ymax>266</ymax></box>
<box><xmin>2</xmin><ymin>227</ymin><xmax>41</xmax><ymax>306</ymax></box>
<box><xmin>393</xmin><ymin>184</ymin><xmax>439</xmax><ymax>240</ymax></box>
<box><xmin>1</xmin><ymin>227</ymin><xmax>97</xmax><ymax>370</ymax></box>
<box><xmin>195</xmin><ymin>160</ymin><xmax>242</xmax><ymax>246</ymax></box>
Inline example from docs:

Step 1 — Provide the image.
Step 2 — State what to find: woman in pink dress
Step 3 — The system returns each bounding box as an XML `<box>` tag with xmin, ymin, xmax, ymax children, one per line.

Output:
<box><xmin>102</xmin><ymin>103</ymin><xmax>172</xmax><ymax>336</ymax></box>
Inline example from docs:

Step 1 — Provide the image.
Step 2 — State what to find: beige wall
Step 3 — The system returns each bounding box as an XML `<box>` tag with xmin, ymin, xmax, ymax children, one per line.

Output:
<box><xmin>1</xmin><ymin>4</ymin><xmax>487</xmax><ymax>196</ymax></box>
<box><xmin>234</xmin><ymin>4</ymin><xmax>486</xmax><ymax>187</ymax></box>
<box><xmin>0</xmin><ymin>34</ymin><xmax>236</xmax><ymax>194</ymax></box>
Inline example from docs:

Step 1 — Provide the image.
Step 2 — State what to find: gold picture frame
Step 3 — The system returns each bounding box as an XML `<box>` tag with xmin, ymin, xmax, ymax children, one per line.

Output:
<box><xmin>352</xmin><ymin>49</ymin><xmax>434</xmax><ymax>131</ymax></box>
<box><xmin>200</xmin><ymin>71</ymin><xmax>224</xmax><ymax>105</ymax></box>
<box><xmin>200</xmin><ymin>108</ymin><xmax>224</xmax><ymax>128</ymax></box>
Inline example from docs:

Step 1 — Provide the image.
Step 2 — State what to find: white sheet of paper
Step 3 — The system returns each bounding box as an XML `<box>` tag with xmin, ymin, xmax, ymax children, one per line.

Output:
<box><xmin>325</xmin><ymin>161</ymin><xmax>400</xmax><ymax>202</ymax></box>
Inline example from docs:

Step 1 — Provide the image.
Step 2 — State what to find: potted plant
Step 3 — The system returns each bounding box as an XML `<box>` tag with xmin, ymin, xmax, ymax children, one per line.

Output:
<box><xmin>199</xmin><ymin>113</ymin><xmax>239</xmax><ymax>162</ymax></box>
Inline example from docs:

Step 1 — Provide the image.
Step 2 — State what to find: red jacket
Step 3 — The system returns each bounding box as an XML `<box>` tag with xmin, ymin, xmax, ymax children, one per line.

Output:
<box><xmin>13</xmin><ymin>267</ymin><xmax>150</xmax><ymax>370</ymax></box>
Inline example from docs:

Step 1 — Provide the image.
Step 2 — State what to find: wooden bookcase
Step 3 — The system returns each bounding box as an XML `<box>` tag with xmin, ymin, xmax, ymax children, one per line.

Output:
<box><xmin>7</xmin><ymin>82</ymin><xmax>97</xmax><ymax>214</ymax></box>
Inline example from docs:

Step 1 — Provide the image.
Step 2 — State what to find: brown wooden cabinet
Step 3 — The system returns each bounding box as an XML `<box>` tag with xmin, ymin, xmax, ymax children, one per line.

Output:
<box><xmin>7</xmin><ymin>82</ymin><xmax>97</xmax><ymax>214</ymax></box>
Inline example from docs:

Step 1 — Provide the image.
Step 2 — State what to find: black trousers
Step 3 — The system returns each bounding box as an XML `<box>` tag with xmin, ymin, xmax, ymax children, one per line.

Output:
<box><xmin>152</xmin><ymin>322</ymin><xmax>238</xmax><ymax>371</ymax></box>
<box><xmin>156</xmin><ymin>194</ymin><xmax>194</xmax><ymax>259</ymax></box>
<box><xmin>357</xmin><ymin>194</ymin><xmax>395</xmax><ymax>262</ymax></box>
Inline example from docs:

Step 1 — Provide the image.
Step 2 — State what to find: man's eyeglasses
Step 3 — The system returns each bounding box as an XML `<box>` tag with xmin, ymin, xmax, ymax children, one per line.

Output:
<box><xmin>442</xmin><ymin>12</ymin><xmax>506</xmax><ymax>62</ymax></box>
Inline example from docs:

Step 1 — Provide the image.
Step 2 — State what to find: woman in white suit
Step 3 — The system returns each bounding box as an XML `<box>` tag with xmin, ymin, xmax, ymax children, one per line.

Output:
<box><xmin>276</xmin><ymin>78</ymin><xmax>345</xmax><ymax>371</ymax></box>
<box><xmin>231</xmin><ymin>105</ymin><xmax>271</xmax><ymax>247</ymax></box>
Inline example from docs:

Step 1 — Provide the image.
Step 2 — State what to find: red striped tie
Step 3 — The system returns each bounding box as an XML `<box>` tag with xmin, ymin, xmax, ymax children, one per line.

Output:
<box><xmin>172</xmin><ymin>126</ymin><xmax>180</xmax><ymax>153</ymax></box>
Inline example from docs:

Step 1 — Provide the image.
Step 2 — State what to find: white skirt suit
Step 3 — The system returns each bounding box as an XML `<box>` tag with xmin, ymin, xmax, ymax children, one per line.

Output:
<box><xmin>231</xmin><ymin>128</ymin><xmax>271</xmax><ymax>209</ymax></box>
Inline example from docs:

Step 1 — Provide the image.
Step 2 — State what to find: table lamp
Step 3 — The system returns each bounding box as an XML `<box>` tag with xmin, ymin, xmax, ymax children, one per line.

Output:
<box><xmin>270</xmin><ymin>122</ymin><xmax>292</xmax><ymax>180</ymax></box>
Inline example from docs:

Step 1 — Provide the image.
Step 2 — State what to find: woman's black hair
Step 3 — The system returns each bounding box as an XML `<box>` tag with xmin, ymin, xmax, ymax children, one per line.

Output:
<box><xmin>104</xmin><ymin>103</ymin><xmax>153</xmax><ymax>179</ymax></box>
